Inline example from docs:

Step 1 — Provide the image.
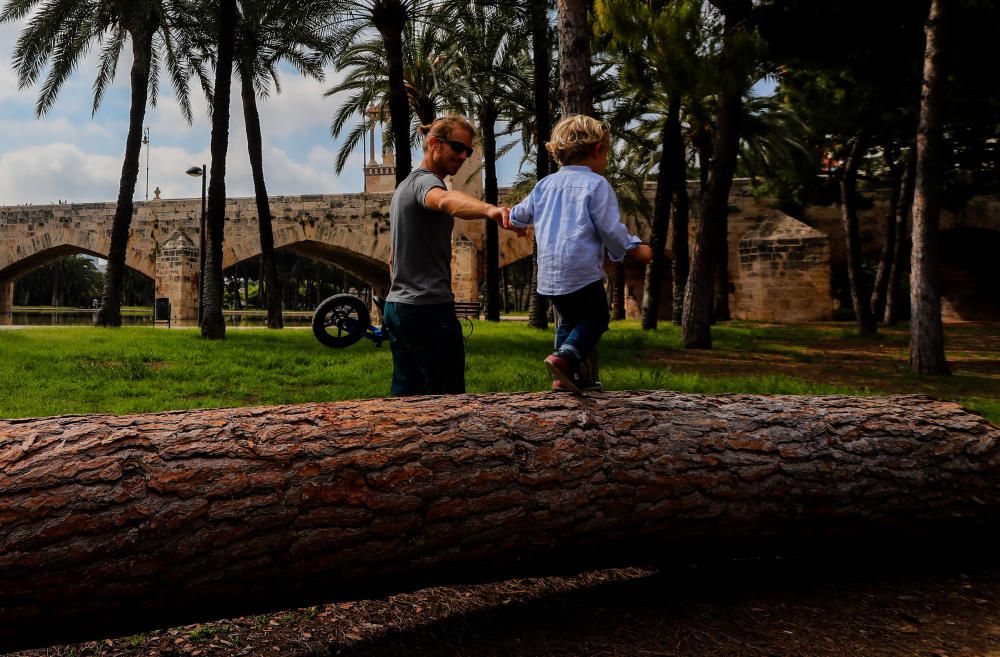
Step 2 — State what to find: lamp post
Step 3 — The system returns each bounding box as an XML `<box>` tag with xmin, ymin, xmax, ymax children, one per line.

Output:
<box><xmin>186</xmin><ymin>165</ymin><xmax>207</xmax><ymax>327</ymax></box>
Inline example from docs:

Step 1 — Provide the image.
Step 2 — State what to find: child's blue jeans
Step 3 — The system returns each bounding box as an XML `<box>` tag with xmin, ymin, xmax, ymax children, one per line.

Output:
<box><xmin>547</xmin><ymin>280</ymin><xmax>610</xmax><ymax>362</ymax></box>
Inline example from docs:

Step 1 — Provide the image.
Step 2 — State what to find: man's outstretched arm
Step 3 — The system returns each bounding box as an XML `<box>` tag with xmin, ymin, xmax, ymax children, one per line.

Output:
<box><xmin>424</xmin><ymin>187</ymin><xmax>512</xmax><ymax>227</ymax></box>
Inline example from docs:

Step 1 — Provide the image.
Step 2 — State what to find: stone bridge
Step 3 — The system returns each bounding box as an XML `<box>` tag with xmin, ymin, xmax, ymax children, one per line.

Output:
<box><xmin>0</xmin><ymin>192</ymin><xmax>533</xmax><ymax>325</ymax></box>
<box><xmin>1</xmin><ymin>178</ymin><xmax>997</xmax><ymax>325</ymax></box>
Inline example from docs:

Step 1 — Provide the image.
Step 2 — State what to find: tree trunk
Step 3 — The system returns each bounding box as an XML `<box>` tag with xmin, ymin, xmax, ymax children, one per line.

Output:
<box><xmin>557</xmin><ymin>0</ymin><xmax>592</xmax><ymax>116</ymax></box>
<box><xmin>228</xmin><ymin>273</ymin><xmax>242</xmax><ymax>311</ymax></box>
<box><xmin>870</xmin><ymin>148</ymin><xmax>903</xmax><ymax>321</ymax></box>
<box><xmin>671</xmin><ymin>156</ymin><xmax>690</xmax><ymax>325</ymax></box>
<box><xmin>611</xmin><ymin>262</ymin><xmax>626</xmax><ymax>320</ymax></box>
<box><xmin>96</xmin><ymin>29</ymin><xmax>153</xmax><ymax>328</ymax></box>
<box><xmin>841</xmin><ymin>132</ymin><xmax>877</xmax><ymax>337</ymax></box>
<box><xmin>641</xmin><ymin>97</ymin><xmax>681</xmax><ymax>330</ymax></box>
<box><xmin>501</xmin><ymin>265</ymin><xmax>510</xmax><ymax>314</ymax></box>
<box><xmin>375</xmin><ymin>2</ymin><xmax>411</xmax><ymax>187</ymax></box>
<box><xmin>50</xmin><ymin>264</ymin><xmax>62</xmax><ymax>307</ymax></box>
<box><xmin>0</xmin><ymin>392</ymin><xmax>997</xmax><ymax>652</ymax></box>
<box><xmin>910</xmin><ymin>0</ymin><xmax>950</xmax><ymax>375</ymax></box>
<box><xmin>201</xmin><ymin>0</ymin><xmax>238</xmax><ymax>340</ymax></box>
<box><xmin>242</xmin><ymin>78</ymin><xmax>284</xmax><ymax>329</ymax></box>
<box><xmin>528</xmin><ymin>0</ymin><xmax>551</xmax><ymax>330</ymax></box>
<box><xmin>681</xmin><ymin>5</ymin><xmax>747</xmax><ymax>349</ymax></box>
<box><xmin>713</xmin><ymin>213</ymin><xmax>730</xmax><ymax>322</ymax></box>
<box><xmin>482</xmin><ymin>110</ymin><xmax>501</xmax><ymax>322</ymax></box>
<box><xmin>884</xmin><ymin>153</ymin><xmax>916</xmax><ymax>326</ymax></box>
<box><xmin>528</xmin><ymin>253</ymin><xmax>548</xmax><ymax>328</ymax></box>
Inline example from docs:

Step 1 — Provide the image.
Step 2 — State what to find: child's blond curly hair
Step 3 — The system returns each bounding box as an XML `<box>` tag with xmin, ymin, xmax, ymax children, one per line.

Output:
<box><xmin>545</xmin><ymin>114</ymin><xmax>610</xmax><ymax>166</ymax></box>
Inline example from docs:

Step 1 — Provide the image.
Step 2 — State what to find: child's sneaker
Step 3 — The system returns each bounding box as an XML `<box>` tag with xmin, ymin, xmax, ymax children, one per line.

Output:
<box><xmin>552</xmin><ymin>378</ymin><xmax>603</xmax><ymax>393</ymax></box>
<box><xmin>544</xmin><ymin>353</ymin><xmax>582</xmax><ymax>394</ymax></box>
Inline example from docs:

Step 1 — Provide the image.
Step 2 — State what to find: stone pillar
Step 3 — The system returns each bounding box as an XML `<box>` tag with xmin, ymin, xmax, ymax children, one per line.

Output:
<box><xmin>155</xmin><ymin>231</ymin><xmax>200</xmax><ymax>326</ymax></box>
<box><xmin>0</xmin><ymin>280</ymin><xmax>12</xmax><ymax>326</ymax></box>
<box><xmin>451</xmin><ymin>235</ymin><xmax>480</xmax><ymax>303</ymax></box>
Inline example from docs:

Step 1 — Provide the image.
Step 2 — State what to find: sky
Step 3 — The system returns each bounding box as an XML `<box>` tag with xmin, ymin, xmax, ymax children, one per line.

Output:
<box><xmin>0</xmin><ymin>19</ymin><xmax>525</xmax><ymax>207</ymax></box>
<box><xmin>0</xmin><ymin>19</ymin><xmax>775</xmax><ymax>208</ymax></box>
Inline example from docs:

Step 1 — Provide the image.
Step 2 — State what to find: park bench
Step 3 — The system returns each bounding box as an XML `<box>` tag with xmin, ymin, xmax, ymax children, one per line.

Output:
<box><xmin>453</xmin><ymin>301</ymin><xmax>481</xmax><ymax>320</ymax></box>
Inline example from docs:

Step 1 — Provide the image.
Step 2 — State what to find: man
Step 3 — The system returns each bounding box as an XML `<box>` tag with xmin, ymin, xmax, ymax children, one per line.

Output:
<box><xmin>383</xmin><ymin>116</ymin><xmax>521</xmax><ymax>396</ymax></box>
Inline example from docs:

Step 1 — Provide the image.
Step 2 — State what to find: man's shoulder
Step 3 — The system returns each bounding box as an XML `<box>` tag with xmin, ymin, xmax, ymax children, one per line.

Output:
<box><xmin>405</xmin><ymin>168</ymin><xmax>446</xmax><ymax>188</ymax></box>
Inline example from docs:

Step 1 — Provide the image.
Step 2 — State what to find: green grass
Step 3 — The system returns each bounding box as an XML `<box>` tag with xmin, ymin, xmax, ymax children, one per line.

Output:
<box><xmin>0</xmin><ymin>321</ymin><xmax>997</xmax><ymax>424</ymax></box>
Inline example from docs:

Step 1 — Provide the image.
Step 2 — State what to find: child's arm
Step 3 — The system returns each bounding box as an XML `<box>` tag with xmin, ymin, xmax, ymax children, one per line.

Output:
<box><xmin>508</xmin><ymin>188</ymin><xmax>536</xmax><ymax>229</ymax></box>
<box><xmin>590</xmin><ymin>178</ymin><xmax>645</xmax><ymax>262</ymax></box>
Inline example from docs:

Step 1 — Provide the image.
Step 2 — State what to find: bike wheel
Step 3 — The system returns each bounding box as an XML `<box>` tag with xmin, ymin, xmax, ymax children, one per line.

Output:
<box><xmin>312</xmin><ymin>294</ymin><xmax>371</xmax><ymax>348</ymax></box>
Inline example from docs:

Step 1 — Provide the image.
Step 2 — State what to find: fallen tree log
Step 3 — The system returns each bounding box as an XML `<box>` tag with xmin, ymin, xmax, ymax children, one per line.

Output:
<box><xmin>0</xmin><ymin>391</ymin><xmax>998</xmax><ymax>650</ymax></box>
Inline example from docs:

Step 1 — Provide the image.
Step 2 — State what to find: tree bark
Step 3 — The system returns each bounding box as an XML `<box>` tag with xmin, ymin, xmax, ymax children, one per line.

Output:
<box><xmin>0</xmin><ymin>391</ymin><xmax>997</xmax><ymax>651</ymax></box>
<box><xmin>870</xmin><ymin>145</ymin><xmax>903</xmax><ymax>321</ymax></box>
<box><xmin>611</xmin><ymin>262</ymin><xmax>626</xmax><ymax>320</ymax></box>
<box><xmin>528</xmin><ymin>0</ymin><xmax>551</xmax><ymax>330</ymax></box>
<box><xmin>671</xmin><ymin>157</ymin><xmax>690</xmax><ymax>325</ymax></box>
<box><xmin>482</xmin><ymin>109</ymin><xmax>501</xmax><ymax>322</ymax></box>
<box><xmin>556</xmin><ymin>0</ymin><xmax>592</xmax><ymax>116</ymax></box>
<box><xmin>201</xmin><ymin>0</ymin><xmax>238</xmax><ymax>340</ymax></box>
<box><xmin>840</xmin><ymin>132</ymin><xmax>877</xmax><ymax>336</ymax></box>
<box><xmin>242</xmin><ymin>77</ymin><xmax>284</xmax><ymax>329</ymax></box>
<box><xmin>884</xmin><ymin>153</ymin><xmax>916</xmax><ymax>326</ymax></box>
<box><xmin>910</xmin><ymin>0</ymin><xmax>950</xmax><ymax>375</ymax></box>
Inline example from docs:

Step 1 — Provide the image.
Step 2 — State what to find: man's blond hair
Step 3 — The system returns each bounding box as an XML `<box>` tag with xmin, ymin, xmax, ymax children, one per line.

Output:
<box><xmin>418</xmin><ymin>116</ymin><xmax>477</xmax><ymax>150</ymax></box>
<box><xmin>545</xmin><ymin>114</ymin><xmax>610</xmax><ymax>166</ymax></box>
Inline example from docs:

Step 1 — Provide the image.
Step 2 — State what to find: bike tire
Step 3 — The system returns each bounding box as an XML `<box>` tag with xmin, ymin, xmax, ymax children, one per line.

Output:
<box><xmin>312</xmin><ymin>294</ymin><xmax>371</xmax><ymax>348</ymax></box>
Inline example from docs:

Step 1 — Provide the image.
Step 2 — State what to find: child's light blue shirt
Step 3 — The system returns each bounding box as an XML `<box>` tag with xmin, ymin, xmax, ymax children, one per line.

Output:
<box><xmin>509</xmin><ymin>165</ymin><xmax>643</xmax><ymax>296</ymax></box>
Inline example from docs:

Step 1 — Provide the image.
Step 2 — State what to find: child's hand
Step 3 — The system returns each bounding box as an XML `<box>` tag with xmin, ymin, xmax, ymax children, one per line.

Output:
<box><xmin>626</xmin><ymin>244</ymin><xmax>653</xmax><ymax>264</ymax></box>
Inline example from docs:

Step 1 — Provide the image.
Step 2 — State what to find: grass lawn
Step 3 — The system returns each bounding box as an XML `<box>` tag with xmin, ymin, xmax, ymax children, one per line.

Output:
<box><xmin>0</xmin><ymin>320</ymin><xmax>997</xmax><ymax>423</ymax></box>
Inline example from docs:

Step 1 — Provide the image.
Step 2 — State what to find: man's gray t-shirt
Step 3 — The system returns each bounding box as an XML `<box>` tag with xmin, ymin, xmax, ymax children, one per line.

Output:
<box><xmin>386</xmin><ymin>168</ymin><xmax>453</xmax><ymax>305</ymax></box>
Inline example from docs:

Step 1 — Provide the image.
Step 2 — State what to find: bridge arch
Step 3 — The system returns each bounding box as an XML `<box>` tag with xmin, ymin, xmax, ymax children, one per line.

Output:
<box><xmin>0</xmin><ymin>229</ymin><xmax>154</xmax><ymax>282</ymax></box>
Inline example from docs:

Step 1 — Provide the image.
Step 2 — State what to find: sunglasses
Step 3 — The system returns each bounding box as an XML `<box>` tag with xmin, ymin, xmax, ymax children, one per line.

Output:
<box><xmin>436</xmin><ymin>137</ymin><xmax>474</xmax><ymax>157</ymax></box>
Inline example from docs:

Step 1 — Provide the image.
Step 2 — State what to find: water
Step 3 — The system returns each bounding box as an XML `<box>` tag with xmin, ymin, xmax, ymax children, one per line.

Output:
<box><xmin>3</xmin><ymin>310</ymin><xmax>313</xmax><ymax>327</ymax></box>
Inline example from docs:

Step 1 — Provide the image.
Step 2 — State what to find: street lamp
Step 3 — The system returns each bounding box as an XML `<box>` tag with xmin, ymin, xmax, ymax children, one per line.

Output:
<box><xmin>186</xmin><ymin>165</ymin><xmax>207</xmax><ymax>327</ymax></box>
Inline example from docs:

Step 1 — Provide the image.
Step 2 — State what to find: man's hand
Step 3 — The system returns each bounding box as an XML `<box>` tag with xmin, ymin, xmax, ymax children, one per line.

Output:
<box><xmin>493</xmin><ymin>206</ymin><xmax>527</xmax><ymax>236</ymax></box>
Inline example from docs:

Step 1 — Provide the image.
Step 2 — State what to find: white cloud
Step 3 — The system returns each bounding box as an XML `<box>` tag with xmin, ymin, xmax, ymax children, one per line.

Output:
<box><xmin>0</xmin><ymin>143</ymin><xmax>123</xmax><ymax>204</ymax></box>
<box><xmin>0</xmin><ymin>20</ymin><xmax>513</xmax><ymax>207</ymax></box>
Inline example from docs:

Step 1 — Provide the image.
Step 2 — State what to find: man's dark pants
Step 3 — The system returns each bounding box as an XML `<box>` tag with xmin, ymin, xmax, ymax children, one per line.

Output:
<box><xmin>383</xmin><ymin>301</ymin><xmax>465</xmax><ymax>396</ymax></box>
<box><xmin>548</xmin><ymin>280</ymin><xmax>610</xmax><ymax>361</ymax></box>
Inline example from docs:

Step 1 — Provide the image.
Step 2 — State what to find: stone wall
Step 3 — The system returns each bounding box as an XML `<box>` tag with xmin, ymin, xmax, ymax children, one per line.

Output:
<box><xmin>734</xmin><ymin>214</ymin><xmax>833</xmax><ymax>322</ymax></box>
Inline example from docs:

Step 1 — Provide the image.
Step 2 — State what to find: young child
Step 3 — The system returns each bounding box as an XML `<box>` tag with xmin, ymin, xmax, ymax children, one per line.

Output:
<box><xmin>510</xmin><ymin>115</ymin><xmax>652</xmax><ymax>394</ymax></box>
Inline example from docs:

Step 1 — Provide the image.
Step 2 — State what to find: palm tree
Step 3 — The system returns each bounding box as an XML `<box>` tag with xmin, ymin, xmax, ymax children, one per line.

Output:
<box><xmin>449</xmin><ymin>0</ymin><xmax>530</xmax><ymax>321</ymax></box>
<box><xmin>2</xmin><ymin>0</ymin><xmax>195</xmax><ymax>327</ymax></box>
<box><xmin>235</xmin><ymin>0</ymin><xmax>332</xmax><ymax>329</ymax></box>
<box><xmin>524</xmin><ymin>0</ymin><xmax>552</xmax><ymax>329</ymax></box>
<box><xmin>200</xmin><ymin>0</ymin><xmax>238</xmax><ymax>339</ymax></box>
<box><xmin>597</xmin><ymin>0</ymin><xmax>703</xmax><ymax>330</ymax></box>
<box><xmin>327</xmin><ymin>14</ymin><xmax>456</xmax><ymax>175</ymax></box>
<box><xmin>327</xmin><ymin>0</ymin><xmax>430</xmax><ymax>187</ymax></box>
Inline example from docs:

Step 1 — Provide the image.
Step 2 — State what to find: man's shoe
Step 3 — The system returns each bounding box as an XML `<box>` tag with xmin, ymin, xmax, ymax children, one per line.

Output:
<box><xmin>544</xmin><ymin>353</ymin><xmax>582</xmax><ymax>395</ymax></box>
